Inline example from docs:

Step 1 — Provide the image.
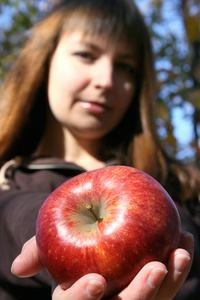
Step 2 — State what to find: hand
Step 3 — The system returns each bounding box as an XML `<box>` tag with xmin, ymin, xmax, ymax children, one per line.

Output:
<box><xmin>11</xmin><ymin>232</ymin><xmax>193</xmax><ymax>300</ymax></box>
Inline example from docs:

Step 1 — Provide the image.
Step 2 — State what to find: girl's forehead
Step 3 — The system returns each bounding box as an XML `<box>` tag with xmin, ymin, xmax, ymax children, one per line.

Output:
<box><xmin>59</xmin><ymin>28</ymin><xmax>134</xmax><ymax>54</ymax></box>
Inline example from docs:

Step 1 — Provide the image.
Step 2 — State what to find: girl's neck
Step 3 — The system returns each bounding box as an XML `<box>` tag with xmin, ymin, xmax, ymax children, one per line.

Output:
<box><xmin>63</xmin><ymin>130</ymin><xmax>107</xmax><ymax>171</ymax></box>
<box><xmin>33</xmin><ymin>111</ymin><xmax>108</xmax><ymax>171</ymax></box>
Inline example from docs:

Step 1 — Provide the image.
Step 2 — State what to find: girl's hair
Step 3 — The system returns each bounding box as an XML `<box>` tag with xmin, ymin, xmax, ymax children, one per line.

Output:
<box><xmin>0</xmin><ymin>0</ymin><xmax>199</xmax><ymax>202</ymax></box>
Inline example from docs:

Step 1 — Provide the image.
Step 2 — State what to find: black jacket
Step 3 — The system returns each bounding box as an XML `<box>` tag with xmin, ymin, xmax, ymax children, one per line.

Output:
<box><xmin>0</xmin><ymin>157</ymin><xmax>199</xmax><ymax>300</ymax></box>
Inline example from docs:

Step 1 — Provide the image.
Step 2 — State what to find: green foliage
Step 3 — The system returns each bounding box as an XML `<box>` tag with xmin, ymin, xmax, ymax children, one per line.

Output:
<box><xmin>0</xmin><ymin>0</ymin><xmax>42</xmax><ymax>82</ymax></box>
<box><xmin>136</xmin><ymin>0</ymin><xmax>200</xmax><ymax>165</ymax></box>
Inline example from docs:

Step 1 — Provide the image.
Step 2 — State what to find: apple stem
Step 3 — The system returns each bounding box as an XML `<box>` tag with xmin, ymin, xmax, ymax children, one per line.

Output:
<box><xmin>86</xmin><ymin>203</ymin><xmax>103</xmax><ymax>222</ymax></box>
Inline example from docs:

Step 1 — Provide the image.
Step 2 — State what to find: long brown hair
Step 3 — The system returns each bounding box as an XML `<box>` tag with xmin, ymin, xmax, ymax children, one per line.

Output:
<box><xmin>0</xmin><ymin>0</ymin><xmax>199</xmax><ymax>202</ymax></box>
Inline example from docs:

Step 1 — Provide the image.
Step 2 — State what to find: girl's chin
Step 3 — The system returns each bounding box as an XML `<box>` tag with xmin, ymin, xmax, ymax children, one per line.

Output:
<box><xmin>65</xmin><ymin>126</ymin><xmax>113</xmax><ymax>140</ymax></box>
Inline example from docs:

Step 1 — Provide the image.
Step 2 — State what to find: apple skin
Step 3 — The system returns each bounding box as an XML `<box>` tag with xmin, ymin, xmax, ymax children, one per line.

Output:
<box><xmin>36</xmin><ymin>165</ymin><xmax>181</xmax><ymax>297</ymax></box>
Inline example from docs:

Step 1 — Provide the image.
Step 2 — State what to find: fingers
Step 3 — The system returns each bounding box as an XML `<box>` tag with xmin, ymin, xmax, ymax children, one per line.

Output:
<box><xmin>11</xmin><ymin>236</ymin><xmax>44</xmax><ymax>277</ymax></box>
<box><xmin>111</xmin><ymin>254</ymin><xmax>191</xmax><ymax>300</ymax></box>
<box><xmin>111</xmin><ymin>231</ymin><xmax>193</xmax><ymax>300</ymax></box>
<box><xmin>155</xmin><ymin>232</ymin><xmax>193</xmax><ymax>299</ymax></box>
<box><xmin>178</xmin><ymin>231</ymin><xmax>194</xmax><ymax>259</ymax></box>
<box><xmin>111</xmin><ymin>261</ymin><xmax>168</xmax><ymax>300</ymax></box>
<box><xmin>52</xmin><ymin>274</ymin><xmax>106</xmax><ymax>300</ymax></box>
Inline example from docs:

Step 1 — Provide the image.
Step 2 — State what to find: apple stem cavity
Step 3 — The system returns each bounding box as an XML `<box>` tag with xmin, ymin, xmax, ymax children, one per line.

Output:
<box><xmin>86</xmin><ymin>203</ymin><xmax>103</xmax><ymax>222</ymax></box>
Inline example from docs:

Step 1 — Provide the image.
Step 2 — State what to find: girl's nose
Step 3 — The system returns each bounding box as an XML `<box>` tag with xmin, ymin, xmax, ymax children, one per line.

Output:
<box><xmin>93</xmin><ymin>58</ymin><xmax>113</xmax><ymax>90</ymax></box>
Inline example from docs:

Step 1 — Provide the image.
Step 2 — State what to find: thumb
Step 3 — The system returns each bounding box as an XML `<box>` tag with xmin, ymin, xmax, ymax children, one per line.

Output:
<box><xmin>11</xmin><ymin>236</ymin><xmax>43</xmax><ymax>277</ymax></box>
<box><xmin>53</xmin><ymin>274</ymin><xmax>106</xmax><ymax>300</ymax></box>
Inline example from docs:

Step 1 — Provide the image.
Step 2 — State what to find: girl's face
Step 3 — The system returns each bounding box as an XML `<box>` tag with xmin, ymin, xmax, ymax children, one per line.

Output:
<box><xmin>48</xmin><ymin>29</ymin><xmax>137</xmax><ymax>141</ymax></box>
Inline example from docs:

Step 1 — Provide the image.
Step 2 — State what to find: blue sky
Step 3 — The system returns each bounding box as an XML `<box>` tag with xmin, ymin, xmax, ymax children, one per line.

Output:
<box><xmin>0</xmin><ymin>5</ymin><xmax>15</xmax><ymax>29</ymax></box>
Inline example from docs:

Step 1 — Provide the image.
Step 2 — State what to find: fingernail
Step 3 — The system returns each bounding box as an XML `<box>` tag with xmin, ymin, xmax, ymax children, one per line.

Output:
<box><xmin>86</xmin><ymin>280</ymin><xmax>105</xmax><ymax>298</ymax></box>
<box><xmin>11</xmin><ymin>262</ymin><xmax>15</xmax><ymax>275</ymax></box>
<box><xmin>147</xmin><ymin>268</ymin><xmax>168</xmax><ymax>288</ymax></box>
<box><xmin>11</xmin><ymin>255</ymin><xmax>20</xmax><ymax>275</ymax></box>
<box><xmin>174</xmin><ymin>254</ymin><xmax>190</xmax><ymax>274</ymax></box>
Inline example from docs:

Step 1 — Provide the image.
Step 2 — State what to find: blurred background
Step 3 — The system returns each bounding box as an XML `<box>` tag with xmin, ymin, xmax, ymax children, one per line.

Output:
<box><xmin>0</xmin><ymin>0</ymin><xmax>199</xmax><ymax>166</ymax></box>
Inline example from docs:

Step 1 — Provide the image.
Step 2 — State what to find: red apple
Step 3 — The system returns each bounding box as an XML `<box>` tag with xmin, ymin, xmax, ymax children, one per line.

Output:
<box><xmin>36</xmin><ymin>165</ymin><xmax>181</xmax><ymax>297</ymax></box>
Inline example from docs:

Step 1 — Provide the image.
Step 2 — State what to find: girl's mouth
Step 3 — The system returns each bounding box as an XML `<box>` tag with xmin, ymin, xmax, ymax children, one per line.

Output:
<box><xmin>80</xmin><ymin>101</ymin><xmax>109</xmax><ymax>114</ymax></box>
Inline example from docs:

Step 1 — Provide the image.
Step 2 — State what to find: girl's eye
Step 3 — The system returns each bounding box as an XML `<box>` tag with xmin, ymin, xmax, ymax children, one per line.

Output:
<box><xmin>74</xmin><ymin>52</ymin><xmax>95</xmax><ymax>61</ymax></box>
<box><xmin>115</xmin><ymin>62</ymin><xmax>137</xmax><ymax>76</ymax></box>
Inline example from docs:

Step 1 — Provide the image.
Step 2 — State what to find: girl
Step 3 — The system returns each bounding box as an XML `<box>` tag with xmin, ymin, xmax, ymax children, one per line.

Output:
<box><xmin>0</xmin><ymin>0</ymin><xmax>199</xmax><ymax>299</ymax></box>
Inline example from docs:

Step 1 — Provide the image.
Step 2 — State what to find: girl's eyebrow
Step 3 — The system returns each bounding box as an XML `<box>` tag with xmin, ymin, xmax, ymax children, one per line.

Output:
<box><xmin>117</xmin><ymin>54</ymin><xmax>135</xmax><ymax>60</ymax></box>
<box><xmin>116</xmin><ymin>54</ymin><xmax>137</xmax><ymax>66</ymax></box>
<box><xmin>71</xmin><ymin>40</ymin><xmax>135</xmax><ymax>61</ymax></box>
<box><xmin>72</xmin><ymin>41</ymin><xmax>103</xmax><ymax>52</ymax></box>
